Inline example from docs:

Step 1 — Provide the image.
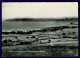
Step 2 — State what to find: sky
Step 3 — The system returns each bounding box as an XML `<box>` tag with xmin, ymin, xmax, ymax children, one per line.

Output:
<box><xmin>2</xmin><ymin>2</ymin><xmax>78</xmax><ymax>20</ymax></box>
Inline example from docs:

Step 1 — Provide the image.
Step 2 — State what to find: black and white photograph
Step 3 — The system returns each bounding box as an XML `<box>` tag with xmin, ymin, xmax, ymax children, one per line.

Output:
<box><xmin>2</xmin><ymin>2</ymin><xmax>78</xmax><ymax>56</ymax></box>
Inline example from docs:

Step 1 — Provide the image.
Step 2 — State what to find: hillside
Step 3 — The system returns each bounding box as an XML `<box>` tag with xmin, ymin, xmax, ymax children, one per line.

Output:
<box><xmin>5</xmin><ymin>18</ymin><xmax>78</xmax><ymax>22</ymax></box>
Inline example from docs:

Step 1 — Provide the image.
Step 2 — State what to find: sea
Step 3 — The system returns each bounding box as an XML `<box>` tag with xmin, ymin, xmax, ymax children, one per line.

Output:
<box><xmin>2</xmin><ymin>21</ymin><xmax>74</xmax><ymax>32</ymax></box>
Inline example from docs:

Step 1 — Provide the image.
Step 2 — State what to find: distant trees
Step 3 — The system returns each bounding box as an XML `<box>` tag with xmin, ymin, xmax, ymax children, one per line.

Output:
<box><xmin>48</xmin><ymin>39</ymin><xmax>51</xmax><ymax>43</ymax></box>
<box><xmin>20</xmin><ymin>41</ymin><xmax>32</xmax><ymax>45</ymax></box>
<box><xmin>3</xmin><ymin>39</ymin><xmax>7</xmax><ymax>44</ymax></box>
<box><xmin>62</xmin><ymin>33</ymin><xmax>65</xmax><ymax>35</ymax></box>
<box><xmin>2</xmin><ymin>39</ymin><xmax>13</xmax><ymax>46</ymax></box>
<box><xmin>31</xmin><ymin>36</ymin><xmax>35</xmax><ymax>38</ymax></box>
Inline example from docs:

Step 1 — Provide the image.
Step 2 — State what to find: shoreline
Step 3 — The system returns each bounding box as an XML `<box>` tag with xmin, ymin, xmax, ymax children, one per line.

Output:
<box><xmin>2</xmin><ymin>25</ymin><xmax>78</xmax><ymax>34</ymax></box>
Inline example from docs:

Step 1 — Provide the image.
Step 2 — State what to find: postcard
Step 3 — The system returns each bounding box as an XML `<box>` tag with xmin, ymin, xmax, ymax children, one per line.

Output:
<box><xmin>2</xmin><ymin>2</ymin><xmax>78</xmax><ymax>56</ymax></box>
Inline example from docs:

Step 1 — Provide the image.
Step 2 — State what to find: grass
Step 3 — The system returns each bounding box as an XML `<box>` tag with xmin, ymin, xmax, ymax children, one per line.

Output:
<box><xmin>2</xmin><ymin>46</ymin><xmax>78</xmax><ymax>57</ymax></box>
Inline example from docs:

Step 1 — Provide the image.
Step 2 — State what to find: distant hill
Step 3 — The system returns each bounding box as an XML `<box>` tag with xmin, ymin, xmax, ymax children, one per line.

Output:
<box><xmin>5</xmin><ymin>18</ymin><xmax>78</xmax><ymax>22</ymax></box>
